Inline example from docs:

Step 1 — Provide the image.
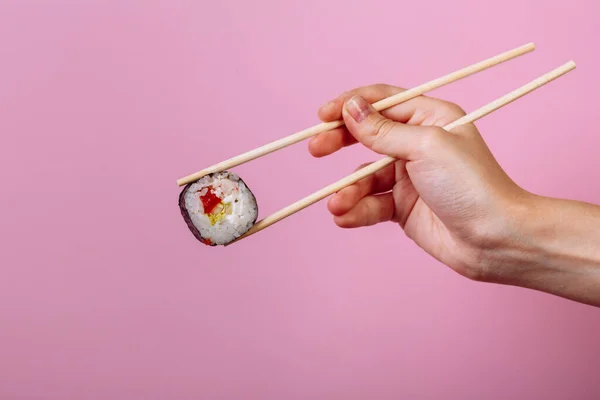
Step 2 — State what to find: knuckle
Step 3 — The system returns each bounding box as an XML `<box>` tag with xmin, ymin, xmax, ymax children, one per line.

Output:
<box><xmin>418</xmin><ymin>126</ymin><xmax>446</xmax><ymax>153</ymax></box>
<box><xmin>371</xmin><ymin>83</ymin><xmax>392</xmax><ymax>92</ymax></box>
<box><xmin>364</xmin><ymin>199</ymin><xmax>378</xmax><ymax>226</ymax></box>
<box><xmin>350</xmin><ymin>84</ymin><xmax>379</xmax><ymax>97</ymax></box>
<box><xmin>441</xmin><ymin>101</ymin><xmax>467</xmax><ymax>117</ymax></box>
<box><xmin>371</xmin><ymin>117</ymin><xmax>396</xmax><ymax>144</ymax></box>
<box><xmin>360</xmin><ymin>84</ymin><xmax>388</xmax><ymax>100</ymax></box>
<box><xmin>364</xmin><ymin>83</ymin><xmax>403</xmax><ymax>100</ymax></box>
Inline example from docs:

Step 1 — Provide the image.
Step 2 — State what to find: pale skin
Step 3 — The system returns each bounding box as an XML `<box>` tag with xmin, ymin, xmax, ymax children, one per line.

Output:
<box><xmin>308</xmin><ymin>84</ymin><xmax>600</xmax><ymax>308</ymax></box>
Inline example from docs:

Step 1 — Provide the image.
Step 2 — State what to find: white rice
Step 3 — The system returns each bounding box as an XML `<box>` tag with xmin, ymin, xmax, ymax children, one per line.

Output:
<box><xmin>183</xmin><ymin>171</ymin><xmax>258</xmax><ymax>245</ymax></box>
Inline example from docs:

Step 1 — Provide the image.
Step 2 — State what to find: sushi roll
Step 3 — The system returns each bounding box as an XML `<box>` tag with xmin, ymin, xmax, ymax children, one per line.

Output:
<box><xmin>179</xmin><ymin>171</ymin><xmax>258</xmax><ymax>246</ymax></box>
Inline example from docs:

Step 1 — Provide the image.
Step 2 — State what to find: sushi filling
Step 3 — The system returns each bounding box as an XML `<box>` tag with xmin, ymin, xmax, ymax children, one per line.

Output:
<box><xmin>198</xmin><ymin>187</ymin><xmax>233</xmax><ymax>225</ymax></box>
<box><xmin>179</xmin><ymin>172</ymin><xmax>258</xmax><ymax>246</ymax></box>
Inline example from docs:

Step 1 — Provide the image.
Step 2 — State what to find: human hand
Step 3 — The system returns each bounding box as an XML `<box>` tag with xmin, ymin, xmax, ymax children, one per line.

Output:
<box><xmin>309</xmin><ymin>84</ymin><xmax>531</xmax><ymax>282</ymax></box>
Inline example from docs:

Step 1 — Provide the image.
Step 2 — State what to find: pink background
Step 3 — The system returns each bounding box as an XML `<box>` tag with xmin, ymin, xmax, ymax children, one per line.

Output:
<box><xmin>1</xmin><ymin>0</ymin><xmax>599</xmax><ymax>399</ymax></box>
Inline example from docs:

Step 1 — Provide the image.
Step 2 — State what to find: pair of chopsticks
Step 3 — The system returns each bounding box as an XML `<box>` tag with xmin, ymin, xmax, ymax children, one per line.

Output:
<box><xmin>176</xmin><ymin>42</ymin><xmax>576</xmax><ymax>245</ymax></box>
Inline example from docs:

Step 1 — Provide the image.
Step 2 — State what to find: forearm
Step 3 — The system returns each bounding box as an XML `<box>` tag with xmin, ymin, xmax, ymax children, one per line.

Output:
<box><xmin>487</xmin><ymin>194</ymin><xmax>600</xmax><ymax>307</ymax></box>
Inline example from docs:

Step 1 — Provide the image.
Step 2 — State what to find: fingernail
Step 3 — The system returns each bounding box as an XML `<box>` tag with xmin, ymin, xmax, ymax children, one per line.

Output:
<box><xmin>346</xmin><ymin>95</ymin><xmax>372</xmax><ymax>123</ymax></box>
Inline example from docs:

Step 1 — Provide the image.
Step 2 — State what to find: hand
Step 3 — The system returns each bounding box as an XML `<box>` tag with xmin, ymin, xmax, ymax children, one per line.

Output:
<box><xmin>309</xmin><ymin>84</ymin><xmax>531</xmax><ymax>282</ymax></box>
<box><xmin>309</xmin><ymin>84</ymin><xmax>600</xmax><ymax>307</ymax></box>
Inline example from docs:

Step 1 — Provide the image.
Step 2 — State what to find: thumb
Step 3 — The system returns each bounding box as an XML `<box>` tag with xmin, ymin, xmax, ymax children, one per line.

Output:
<box><xmin>342</xmin><ymin>95</ymin><xmax>437</xmax><ymax>160</ymax></box>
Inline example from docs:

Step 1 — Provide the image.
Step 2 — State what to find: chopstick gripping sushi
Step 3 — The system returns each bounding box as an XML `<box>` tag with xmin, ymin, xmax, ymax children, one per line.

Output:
<box><xmin>179</xmin><ymin>171</ymin><xmax>258</xmax><ymax>246</ymax></box>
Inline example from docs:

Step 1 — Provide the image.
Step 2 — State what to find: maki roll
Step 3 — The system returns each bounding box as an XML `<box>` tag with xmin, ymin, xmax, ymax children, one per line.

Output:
<box><xmin>179</xmin><ymin>171</ymin><xmax>258</xmax><ymax>246</ymax></box>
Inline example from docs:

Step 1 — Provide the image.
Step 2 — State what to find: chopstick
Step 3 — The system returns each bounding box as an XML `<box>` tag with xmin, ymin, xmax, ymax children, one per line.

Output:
<box><xmin>176</xmin><ymin>42</ymin><xmax>535</xmax><ymax>186</ymax></box>
<box><xmin>226</xmin><ymin>61</ymin><xmax>576</xmax><ymax>245</ymax></box>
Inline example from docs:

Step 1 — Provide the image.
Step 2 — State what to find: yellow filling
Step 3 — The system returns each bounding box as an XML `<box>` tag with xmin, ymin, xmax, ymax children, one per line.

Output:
<box><xmin>208</xmin><ymin>202</ymin><xmax>232</xmax><ymax>225</ymax></box>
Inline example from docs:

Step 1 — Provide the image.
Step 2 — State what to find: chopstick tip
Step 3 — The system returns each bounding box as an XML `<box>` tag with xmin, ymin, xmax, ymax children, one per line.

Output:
<box><xmin>519</xmin><ymin>42</ymin><xmax>535</xmax><ymax>52</ymax></box>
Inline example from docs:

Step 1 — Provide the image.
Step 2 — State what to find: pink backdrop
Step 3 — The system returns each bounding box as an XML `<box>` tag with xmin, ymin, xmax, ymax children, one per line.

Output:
<box><xmin>1</xmin><ymin>0</ymin><xmax>599</xmax><ymax>399</ymax></box>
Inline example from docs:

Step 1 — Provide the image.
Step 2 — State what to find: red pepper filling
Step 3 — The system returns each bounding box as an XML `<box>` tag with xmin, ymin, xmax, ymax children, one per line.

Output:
<box><xmin>199</xmin><ymin>188</ymin><xmax>222</xmax><ymax>214</ymax></box>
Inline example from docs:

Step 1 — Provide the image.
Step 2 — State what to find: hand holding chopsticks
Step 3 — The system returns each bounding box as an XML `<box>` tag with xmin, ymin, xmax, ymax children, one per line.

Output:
<box><xmin>226</xmin><ymin>60</ymin><xmax>576</xmax><ymax>245</ymax></box>
<box><xmin>175</xmin><ymin>42</ymin><xmax>576</xmax><ymax>246</ymax></box>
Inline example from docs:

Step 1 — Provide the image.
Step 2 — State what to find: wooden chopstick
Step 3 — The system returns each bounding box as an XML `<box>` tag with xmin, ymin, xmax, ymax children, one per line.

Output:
<box><xmin>176</xmin><ymin>43</ymin><xmax>535</xmax><ymax>186</ymax></box>
<box><xmin>226</xmin><ymin>61</ymin><xmax>576</xmax><ymax>245</ymax></box>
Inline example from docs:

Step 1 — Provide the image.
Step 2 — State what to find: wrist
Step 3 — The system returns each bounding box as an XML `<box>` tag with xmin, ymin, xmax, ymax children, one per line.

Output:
<box><xmin>480</xmin><ymin>193</ymin><xmax>600</xmax><ymax>306</ymax></box>
<box><xmin>476</xmin><ymin>192</ymin><xmax>547</xmax><ymax>285</ymax></box>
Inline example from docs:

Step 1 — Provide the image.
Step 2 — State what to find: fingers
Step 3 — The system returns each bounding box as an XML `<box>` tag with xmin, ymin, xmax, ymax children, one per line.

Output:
<box><xmin>309</xmin><ymin>84</ymin><xmax>403</xmax><ymax>158</ymax></box>
<box><xmin>309</xmin><ymin>83</ymin><xmax>468</xmax><ymax>158</ymax></box>
<box><xmin>308</xmin><ymin>127</ymin><xmax>357</xmax><ymax>158</ymax></box>
<box><xmin>333</xmin><ymin>193</ymin><xmax>396</xmax><ymax>228</ymax></box>
<box><xmin>318</xmin><ymin>84</ymin><xmax>404</xmax><ymax>122</ymax></box>
<box><xmin>400</xmin><ymin>97</ymin><xmax>467</xmax><ymax>128</ymax></box>
<box><xmin>390</xmin><ymin>166</ymin><xmax>420</xmax><ymax>228</ymax></box>
<box><xmin>330</xmin><ymin>161</ymin><xmax>419</xmax><ymax>229</ymax></box>
<box><xmin>342</xmin><ymin>94</ymin><xmax>442</xmax><ymax>160</ymax></box>
<box><xmin>328</xmin><ymin>162</ymin><xmax>397</xmax><ymax>216</ymax></box>
<box><xmin>318</xmin><ymin>83</ymin><xmax>466</xmax><ymax>126</ymax></box>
